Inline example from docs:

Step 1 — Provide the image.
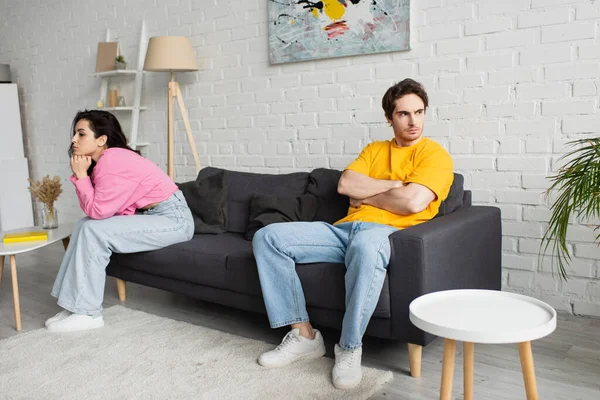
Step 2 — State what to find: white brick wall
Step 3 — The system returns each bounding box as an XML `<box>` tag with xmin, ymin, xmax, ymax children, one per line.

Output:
<box><xmin>1</xmin><ymin>0</ymin><xmax>600</xmax><ymax>316</ymax></box>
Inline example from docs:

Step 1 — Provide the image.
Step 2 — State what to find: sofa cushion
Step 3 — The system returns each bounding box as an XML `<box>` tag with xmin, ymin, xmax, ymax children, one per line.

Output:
<box><xmin>110</xmin><ymin>232</ymin><xmax>252</xmax><ymax>289</ymax></box>
<box><xmin>245</xmin><ymin>193</ymin><xmax>318</xmax><ymax>240</ymax></box>
<box><xmin>223</xmin><ymin>247</ymin><xmax>263</xmax><ymax>296</ymax></box>
<box><xmin>435</xmin><ymin>173</ymin><xmax>464</xmax><ymax>218</ymax></box>
<box><xmin>306</xmin><ymin>168</ymin><xmax>349</xmax><ymax>224</ymax></box>
<box><xmin>177</xmin><ymin>169</ymin><xmax>227</xmax><ymax>234</ymax></box>
<box><xmin>224</xmin><ymin>253</ymin><xmax>391</xmax><ymax>318</ymax></box>
<box><xmin>196</xmin><ymin>167</ymin><xmax>309</xmax><ymax>233</ymax></box>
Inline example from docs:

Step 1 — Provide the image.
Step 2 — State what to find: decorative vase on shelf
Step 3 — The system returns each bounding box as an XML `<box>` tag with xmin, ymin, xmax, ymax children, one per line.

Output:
<box><xmin>41</xmin><ymin>204</ymin><xmax>58</xmax><ymax>229</ymax></box>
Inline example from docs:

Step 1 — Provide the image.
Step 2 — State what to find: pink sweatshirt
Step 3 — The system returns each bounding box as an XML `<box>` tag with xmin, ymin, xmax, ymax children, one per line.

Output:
<box><xmin>70</xmin><ymin>148</ymin><xmax>178</xmax><ymax>219</ymax></box>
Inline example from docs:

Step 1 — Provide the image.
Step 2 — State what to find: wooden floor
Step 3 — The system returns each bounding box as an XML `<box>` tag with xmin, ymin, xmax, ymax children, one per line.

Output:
<box><xmin>1</xmin><ymin>241</ymin><xmax>599</xmax><ymax>400</ymax></box>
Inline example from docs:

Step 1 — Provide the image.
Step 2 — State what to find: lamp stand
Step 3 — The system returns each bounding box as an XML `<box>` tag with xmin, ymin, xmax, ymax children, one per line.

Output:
<box><xmin>167</xmin><ymin>71</ymin><xmax>201</xmax><ymax>180</ymax></box>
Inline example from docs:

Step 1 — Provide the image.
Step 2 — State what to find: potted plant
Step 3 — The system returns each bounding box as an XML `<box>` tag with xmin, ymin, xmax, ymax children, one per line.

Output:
<box><xmin>541</xmin><ymin>138</ymin><xmax>600</xmax><ymax>280</ymax></box>
<box><xmin>115</xmin><ymin>55</ymin><xmax>127</xmax><ymax>70</ymax></box>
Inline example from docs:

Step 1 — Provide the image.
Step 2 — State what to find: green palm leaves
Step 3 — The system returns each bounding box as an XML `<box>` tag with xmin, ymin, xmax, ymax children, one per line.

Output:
<box><xmin>542</xmin><ymin>138</ymin><xmax>600</xmax><ymax>280</ymax></box>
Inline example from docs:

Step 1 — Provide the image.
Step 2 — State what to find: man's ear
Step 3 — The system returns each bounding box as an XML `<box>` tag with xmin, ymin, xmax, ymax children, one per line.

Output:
<box><xmin>385</xmin><ymin>114</ymin><xmax>392</xmax><ymax>126</ymax></box>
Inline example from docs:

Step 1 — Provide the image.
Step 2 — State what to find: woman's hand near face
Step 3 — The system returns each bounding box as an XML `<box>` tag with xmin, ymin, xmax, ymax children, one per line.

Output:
<box><xmin>70</xmin><ymin>155</ymin><xmax>92</xmax><ymax>179</ymax></box>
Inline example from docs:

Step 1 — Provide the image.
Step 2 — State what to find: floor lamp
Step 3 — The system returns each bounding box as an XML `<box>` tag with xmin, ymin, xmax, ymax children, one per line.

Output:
<box><xmin>143</xmin><ymin>36</ymin><xmax>201</xmax><ymax>180</ymax></box>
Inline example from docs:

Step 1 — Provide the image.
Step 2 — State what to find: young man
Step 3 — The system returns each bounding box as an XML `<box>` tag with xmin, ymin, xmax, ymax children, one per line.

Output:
<box><xmin>252</xmin><ymin>79</ymin><xmax>454</xmax><ymax>389</ymax></box>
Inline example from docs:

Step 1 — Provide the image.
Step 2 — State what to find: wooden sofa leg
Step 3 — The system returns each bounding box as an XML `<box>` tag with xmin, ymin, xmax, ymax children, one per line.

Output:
<box><xmin>408</xmin><ymin>343</ymin><xmax>423</xmax><ymax>377</ymax></box>
<box><xmin>116</xmin><ymin>278</ymin><xmax>126</xmax><ymax>302</ymax></box>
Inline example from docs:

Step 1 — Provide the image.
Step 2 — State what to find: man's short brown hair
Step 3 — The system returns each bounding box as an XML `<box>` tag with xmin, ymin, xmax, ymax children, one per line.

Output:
<box><xmin>381</xmin><ymin>79</ymin><xmax>429</xmax><ymax>121</ymax></box>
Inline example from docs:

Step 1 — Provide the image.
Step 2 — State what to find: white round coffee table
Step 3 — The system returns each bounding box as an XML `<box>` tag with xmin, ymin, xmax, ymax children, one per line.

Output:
<box><xmin>0</xmin><ymin>223</ymin><xmax>74</xmax><ymax>331</ymax></box>
<box><xmin>409</xmin><ymin>289</ymin><xmax>556</xmax><ymax>400</ymax></box>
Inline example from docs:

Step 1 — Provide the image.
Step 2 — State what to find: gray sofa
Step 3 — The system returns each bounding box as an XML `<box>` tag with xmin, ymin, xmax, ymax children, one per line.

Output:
<box><xmin>106</xmin><ymin>167</ymin><xmax>501</xmax><ymax>376</ymax></box>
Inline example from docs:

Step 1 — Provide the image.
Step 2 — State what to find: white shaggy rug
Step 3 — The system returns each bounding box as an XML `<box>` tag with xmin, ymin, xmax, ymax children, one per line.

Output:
<box><xmin>0</xmin><ymin>306</ymin><xmax>393</xmax><ymax>399</ymax></box>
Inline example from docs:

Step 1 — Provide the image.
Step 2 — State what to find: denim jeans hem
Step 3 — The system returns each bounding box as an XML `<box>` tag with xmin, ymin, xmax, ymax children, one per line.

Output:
<box><xmin>338</xmin><ymin>341</ymin><xmax>362</xmax><ymax>351</ymax></box>
<box><xmin>56</xmin><ymin>299</ymin><xmax>102</xmax><ymax>317</ymax></box>
<box><xmin>270</xmin><ymin>318</ymin><xmax>309</xmax><ymax>329</ymax></box>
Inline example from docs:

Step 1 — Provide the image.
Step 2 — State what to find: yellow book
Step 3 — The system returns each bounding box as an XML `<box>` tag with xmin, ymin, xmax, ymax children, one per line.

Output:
<box><xmin>3</xmin><ymin>231</ymin><xmax>49</xmax><ymax>243</ymax></box>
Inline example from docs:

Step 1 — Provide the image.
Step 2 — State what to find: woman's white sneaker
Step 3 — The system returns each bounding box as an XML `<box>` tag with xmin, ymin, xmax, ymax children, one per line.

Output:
<box><xmin>332</xmin><ymin>344</ymin><xmax>363</xmax><ymax>389</ymax></box>
<box><xmin>46</xmin><ymin>313</ymin><xmax>104</xmax><ymax>332</ymax></box>
<box><xmin>44</xmin><ymin>310</ymin><xmax>72</xmax><ymax>327</ymax></box>
<box><xmin>258</xmin><ymin>328</ymin><xmax>326</xmax><ymax>368</ymax></box>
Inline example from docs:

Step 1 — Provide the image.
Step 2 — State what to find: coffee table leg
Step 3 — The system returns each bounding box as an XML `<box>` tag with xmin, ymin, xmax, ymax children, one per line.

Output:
<box><xmin>464</xmin><ymin>342</ymin><xmax>474</xmax><ymax>400</ymax></box>
<box><xmin>519</xmin><ymin>341</ymin><xmax>539</xmax><ymax>400</ymax></box>
<box><xmin>440</xmin><ymin>338</ymin><xmax>456</xmax><ymax>400</ymax></box>
<box><xmin>0</xmin><ymin>255</ymin><xmax>4</xmax><ymax>287</ymax></box>
<box><xmin>10</xmin><ymin>255</ymin><xmax>21</xmax><ymax>331</ymax></box>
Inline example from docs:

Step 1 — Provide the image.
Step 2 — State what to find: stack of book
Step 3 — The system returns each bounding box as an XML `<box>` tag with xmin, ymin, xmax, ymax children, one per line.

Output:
<box><xmin>3</xmin><ymin>231</ymin><xmax>48</xmax><ymax>244</ymax></box>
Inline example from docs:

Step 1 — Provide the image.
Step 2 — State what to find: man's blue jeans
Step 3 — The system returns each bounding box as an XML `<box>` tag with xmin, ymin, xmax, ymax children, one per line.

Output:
<box><xmin>252</xmin><ymin>221</ymin><xmax>398</xmax><ymax>350</ymax></box>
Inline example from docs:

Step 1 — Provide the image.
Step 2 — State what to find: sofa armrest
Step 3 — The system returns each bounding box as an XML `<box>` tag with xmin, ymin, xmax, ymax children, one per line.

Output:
<box><xmin>387</xmin><ymin>206</ymin><xmax>502</xmax><ymax>344</ymax></box>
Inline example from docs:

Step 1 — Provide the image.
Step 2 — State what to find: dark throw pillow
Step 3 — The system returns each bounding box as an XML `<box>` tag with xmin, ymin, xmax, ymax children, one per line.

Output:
<box><xmin>245</xmin><ymin>193</ymin><xmax>318</xmax><ymax>241</ymax></box>
<box><xmin>306</xmin><ymin>168</ymin><xmax>349</xmax><ymax>224</ymax></box>
<box><xmin>435</xmin><ymin>173</ymin><xmax>464</xmax><ymax>218</ymax></box>
<box><xmin>177</xmin><ymin>170</ymin><xmax>228</xmax><ymax>234</ymax></box>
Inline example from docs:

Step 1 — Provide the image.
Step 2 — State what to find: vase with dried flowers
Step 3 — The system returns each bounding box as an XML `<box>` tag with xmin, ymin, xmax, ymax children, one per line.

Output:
<box><xmin>28</xmin><ymin>175</ymin><xmax>63</xmax><ymax>229</ymax></box>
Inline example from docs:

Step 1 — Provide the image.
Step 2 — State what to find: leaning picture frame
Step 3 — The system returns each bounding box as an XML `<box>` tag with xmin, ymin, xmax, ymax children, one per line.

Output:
<box><xmin>95</xmin><ymin>42</ymin><xmax>120</xmax><ymax>73</ymax></box>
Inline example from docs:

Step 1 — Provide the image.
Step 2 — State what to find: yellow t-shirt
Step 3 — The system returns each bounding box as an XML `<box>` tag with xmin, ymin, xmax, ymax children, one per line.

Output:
<box><xmin>335</xmin><ymin>138</ymin><xmax>454</xmax><ymax>230</ymax></box>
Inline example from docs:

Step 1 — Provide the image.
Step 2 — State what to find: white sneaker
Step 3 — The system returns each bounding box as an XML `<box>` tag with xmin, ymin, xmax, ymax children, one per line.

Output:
<box><xmin>44</xmin><ymin>310</ymin><xmax>72</xmax><ymax>327</ymax></box>
<box><xmin>46</xmin><ymin>313</ymin><xmax>104</xmax><ymax>332</ymax></box>
<box><xmin>332</xmin><ymin>344</ymin><xmax>363</xmax><ymax>389</ymax></box>
<box><xmin>258</xmin><ymin>328</ymin><xmax>326</xmax><ymax>368</ymax></box>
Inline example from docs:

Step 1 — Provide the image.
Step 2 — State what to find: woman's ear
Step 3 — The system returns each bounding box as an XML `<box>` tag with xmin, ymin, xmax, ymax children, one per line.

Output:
<box><xmin>98</xmin><ymin>135</ymin><xmax>108</xmax><ymax>147</ymax></box>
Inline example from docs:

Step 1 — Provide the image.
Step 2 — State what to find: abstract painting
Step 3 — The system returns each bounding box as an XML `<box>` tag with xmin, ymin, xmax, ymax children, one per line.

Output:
<box><xmin>268</xmin><ymin>0</ymin><xmax>410</xmax><ymax>64</ymax></box>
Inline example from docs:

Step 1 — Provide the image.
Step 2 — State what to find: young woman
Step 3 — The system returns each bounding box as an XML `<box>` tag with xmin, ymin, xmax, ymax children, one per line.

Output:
<box><xmin>46</xmin><ymin>110</ymin><xmax>194</xmax><ymax>332</ymax></box>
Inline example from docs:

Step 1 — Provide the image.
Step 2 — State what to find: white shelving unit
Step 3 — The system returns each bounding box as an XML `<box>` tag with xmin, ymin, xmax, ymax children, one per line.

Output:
<box><xmin>0</xmin><ymin>83</ymin><xmax>34</xmax><ymax>230</ymax></box>
<box><xmin>91</xmin><ymin>21</ymin><xmax>149</xmax><ymax>149</ymax></box>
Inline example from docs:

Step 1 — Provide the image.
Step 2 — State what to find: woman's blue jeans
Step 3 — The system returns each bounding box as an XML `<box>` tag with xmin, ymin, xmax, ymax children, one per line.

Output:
<box><xmin>252</xmin><ymin>221</ymin><xmax>398</xmax><ymax>350</ymax></box>
<box><xmin>51</xmin><ymin>190</ymin><xmax>194</xmax><ymax>316</ymax></box>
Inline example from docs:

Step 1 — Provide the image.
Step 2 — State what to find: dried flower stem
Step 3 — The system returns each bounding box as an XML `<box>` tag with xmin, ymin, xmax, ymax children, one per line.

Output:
<box><xmin>28</xmin><ymin>175</ymin><xmax>63</xmax><ymax>217</ymax></box>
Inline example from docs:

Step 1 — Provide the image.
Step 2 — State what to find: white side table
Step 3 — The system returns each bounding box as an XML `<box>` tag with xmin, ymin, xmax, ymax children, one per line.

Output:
<box><xmin>0</xmin><ymin>223</ymin><xmax>74</xmax><ymax>331</ymax></box>
<box><xmin>410</xmin><ymin>289</ymin><xmax>556</xmax><ymax>400</ymax></box>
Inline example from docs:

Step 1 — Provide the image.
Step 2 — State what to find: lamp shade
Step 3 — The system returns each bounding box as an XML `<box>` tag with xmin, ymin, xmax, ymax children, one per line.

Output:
<box><xmin>143</xmin><ymin>36</ymin><xmax>198</xmax><ymax>72</ymax></box>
